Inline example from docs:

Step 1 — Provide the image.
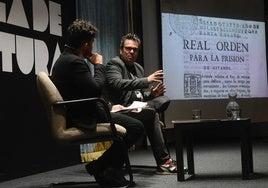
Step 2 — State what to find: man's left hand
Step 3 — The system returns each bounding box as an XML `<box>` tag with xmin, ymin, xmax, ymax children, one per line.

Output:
<box><xmin>150</xmin><ymin>82</ymin><xmax>166</xmax><ymax>97</ymax></box>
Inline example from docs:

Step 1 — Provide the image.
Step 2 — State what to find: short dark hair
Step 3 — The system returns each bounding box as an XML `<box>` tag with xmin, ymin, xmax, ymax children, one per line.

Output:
<box><xmin>67</xmin><ymin>19</ymin><xmax>98</xmax><ymax>48</ymax></box>
<box><xmin>120</xmin><ymin>33</ymin><xmax>141</xmax><ymax>48</ymax></box>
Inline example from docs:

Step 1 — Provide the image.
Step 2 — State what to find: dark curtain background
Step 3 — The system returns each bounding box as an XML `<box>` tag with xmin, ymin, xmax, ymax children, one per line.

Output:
<box><xmin>76</xmin><ymin>0</ymin><xmax>128</xmax><ymax>64</ymax></box>
<box><xmin>75</xmin><ymin>0</ymin><xmax>143</xmax><ymax>65</ymax></box>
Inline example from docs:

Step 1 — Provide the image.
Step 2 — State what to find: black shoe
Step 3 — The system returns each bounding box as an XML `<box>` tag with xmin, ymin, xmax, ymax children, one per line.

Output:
<box><xmin>95</xmin><ymin>167</ymin><xmax>132</xmax><ymax>187</ymax></box>
<box><xmin>85</xmin><ymin>160</ymin><xmax>99</xmax><ymax>175</ymax></box>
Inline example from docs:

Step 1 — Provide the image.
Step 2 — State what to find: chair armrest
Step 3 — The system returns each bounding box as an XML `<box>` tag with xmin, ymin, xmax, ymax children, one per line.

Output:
<box><xmin>54</xmin><ymin>97</ymin><xmax>107</xmax><ymax>109</ymax></box>
<box><xmin>53</xmin><ymin>98</ymin><xmax>118</xmax><ymax>135</ymax></box>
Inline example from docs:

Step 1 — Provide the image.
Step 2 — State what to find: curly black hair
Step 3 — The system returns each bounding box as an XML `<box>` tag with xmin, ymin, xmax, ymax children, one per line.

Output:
<box><xmin>67</xmin><ymin>19</ymin><xmax>98</xmax><ymax>48</ymax></box>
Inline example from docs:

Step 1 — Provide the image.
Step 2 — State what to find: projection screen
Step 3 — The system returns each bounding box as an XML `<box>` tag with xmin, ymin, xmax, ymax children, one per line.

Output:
<box><xmin>158</xmin><ymin>0</ymin><xmax>268</xmax><ymax>124</ymax></box>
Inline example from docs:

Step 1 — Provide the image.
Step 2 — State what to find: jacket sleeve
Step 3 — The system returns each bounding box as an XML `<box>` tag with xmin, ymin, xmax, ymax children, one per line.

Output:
<box><xmin>70</xmin><ymin>59</ymin><xmax>106</xmax><ymax>97</ymax></box>
<box><xmin>106</xmin><ymin>57</ymin><xmax>149</xmax><ymax>91</ymax></box>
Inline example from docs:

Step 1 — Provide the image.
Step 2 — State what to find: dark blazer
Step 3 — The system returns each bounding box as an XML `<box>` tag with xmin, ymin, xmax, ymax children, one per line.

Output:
<box><xmin>105</xmin><ymin>56</ymin><xmax>153</xmax><ymax>106</ymax></box>
<box><xmin>51</xmin><ymin>47</ymin><xmax>106</xmax><ymax>130</ymax></box>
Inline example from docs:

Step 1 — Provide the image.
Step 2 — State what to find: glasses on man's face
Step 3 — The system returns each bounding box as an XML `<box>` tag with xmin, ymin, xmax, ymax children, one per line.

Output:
<box><xmin>123</xmin><ymin>46</ymin><xmax>138</xmax><ymax>53</ymax></box>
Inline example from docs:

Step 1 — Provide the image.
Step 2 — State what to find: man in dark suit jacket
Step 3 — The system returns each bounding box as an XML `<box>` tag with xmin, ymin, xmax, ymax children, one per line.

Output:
<box><xmin>105</xmin><ymin>33</ymin><xmax>177</xmax><ymax>174</ymax></box>
<box><xmin>51</xmin><ymin>20</ymin><xmax>144</xmax><ymax>186</ymax></box>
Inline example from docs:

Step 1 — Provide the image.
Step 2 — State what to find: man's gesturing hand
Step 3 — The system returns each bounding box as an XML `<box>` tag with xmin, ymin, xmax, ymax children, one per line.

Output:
<box><xmin>150</xmin><ymin>82</ymin><xmax>166</xmax><ymax>97</ymax></box>
<box><xmin>147</xmin><ymin>70</ymin><xmax>164</xmax><ymax>83</ymax></box>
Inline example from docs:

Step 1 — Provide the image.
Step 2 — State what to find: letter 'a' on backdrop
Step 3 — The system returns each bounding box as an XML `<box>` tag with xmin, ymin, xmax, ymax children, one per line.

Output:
<box><xmin>161</xmin><ymin>0</ymin><xmax>268</xmax><ymax>100</ymax></box>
